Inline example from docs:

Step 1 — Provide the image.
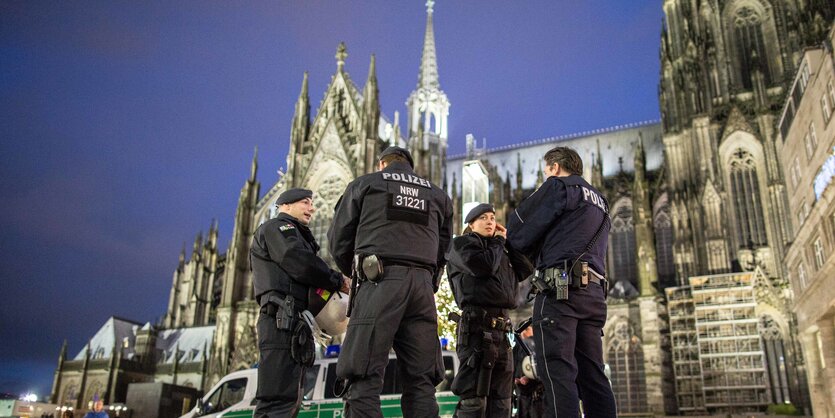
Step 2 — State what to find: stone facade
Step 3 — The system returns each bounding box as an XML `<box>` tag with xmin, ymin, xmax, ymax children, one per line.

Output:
<box><xmin>50</xmin><ymin>318</ymin><xmax>214</xmax><ymax>408</ymax></box>
<box><xmin>777</xmin><ymin>25</ymin><xmax>835</xmax><ymax>418</ymax></box>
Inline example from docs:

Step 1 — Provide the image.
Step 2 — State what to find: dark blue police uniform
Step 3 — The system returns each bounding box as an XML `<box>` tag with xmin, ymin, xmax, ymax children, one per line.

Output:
<box><xmin>328</xmin><ymin>153</ymin><xmax>453</xmax><ymax>418</ymax></box>
<box><xmin>507</xmin><ymin>174</ymin><xmax>617</xmax><ymax>418</ymax></box>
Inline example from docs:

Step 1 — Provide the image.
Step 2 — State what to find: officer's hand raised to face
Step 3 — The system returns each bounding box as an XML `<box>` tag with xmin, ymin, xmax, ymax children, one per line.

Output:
<box><xmin>340</xmin><ymin>275</ymin><xmax>351</xmax><ymax>294</ymax></box>
<box><xmin>494</xmin><ymin>223</ymin><xmax>507</xmax><ymax>238</ymax></box>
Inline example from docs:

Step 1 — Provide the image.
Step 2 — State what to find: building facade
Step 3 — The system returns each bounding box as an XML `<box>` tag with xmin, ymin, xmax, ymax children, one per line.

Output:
<box><xmin>49</xmin><ymin>317</ymin><xmax>214</xmax><ymax>409</ymax></box>
<box><xmin>54</xmin><ymin>2</ymin><xmax>835</xmax><ymax>415</ymax></box>
<box><xmin>777</xmin><ymin>25</ymin><xmax>835</xmax><ymax>417</ymax></box>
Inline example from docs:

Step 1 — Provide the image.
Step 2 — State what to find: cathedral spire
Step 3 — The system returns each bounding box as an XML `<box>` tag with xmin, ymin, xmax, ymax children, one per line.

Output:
<box><xmin>634</xmin><ymin>133</ymin><xmax>646</xmax><ymax>183</ymax></box>
<box><xmin>336</xmin><ymin>42</ymin><xmax>347</xmax><ymax>72</ymax></box>
<box><xmin>362</xmin><ymin>54</ymin><xmax>381</xmax><ymax>174</ymax></box>
<box><xmin>287</xmin><ymin>72</ymin><xmax>311</xmax><ymax>187</ymax></box>
<box><xmin>591</xmin><ymin>139</ymin><xmax>604</xmax><ymax>189</ymax></box>
<box><xmin>418</xmin><ymin>0</ymin><xmax>440</xmax><ymax>90</ymax></box>
<box><xmin>249</xmin><ymin>147</ymin><xmax>258</xmax><ymax>182</ymax></box>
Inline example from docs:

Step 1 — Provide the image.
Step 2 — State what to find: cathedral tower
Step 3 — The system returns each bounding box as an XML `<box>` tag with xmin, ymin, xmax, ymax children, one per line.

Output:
<box><xmin>659</xmin><ymin>1</ymin><xmax>833</xmax><ymax>413</ymax></box>
<box><xmin>407</xmin><ymin>0</ymin><xmax>450</xmax><ymax>185</ymax></box>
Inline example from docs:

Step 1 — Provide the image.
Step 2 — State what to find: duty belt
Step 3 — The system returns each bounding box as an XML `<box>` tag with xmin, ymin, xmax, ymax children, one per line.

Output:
<box><xmin>540</xmin><ymin>266</ymin><xmax>605</xmax><ymax>286</ymax></box>
<box><xmin>464</xmin><ymin>306</ymin><xmax>513</xmax><ymax>332</ymax></box>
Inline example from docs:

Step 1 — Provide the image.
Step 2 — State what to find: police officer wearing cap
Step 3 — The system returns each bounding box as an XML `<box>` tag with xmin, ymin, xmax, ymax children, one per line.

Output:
<box><xmin>446</xmin><ymin>203</ymin><xmax>533</xmax><ymax>418</ymax></box>
<box><xmin>507</xmin><ymin>147</ymin><xmax>616</xmax><ymax>418</ymax></box>
<box><xmin>328</xmin><ymin>146</ymin><xmax>453</xmax><ymax>418</ymax></box>
<box><xmin>251</xmin><ymin>188</ymin><xmax>350</xmax><ymax>418</ymax></box>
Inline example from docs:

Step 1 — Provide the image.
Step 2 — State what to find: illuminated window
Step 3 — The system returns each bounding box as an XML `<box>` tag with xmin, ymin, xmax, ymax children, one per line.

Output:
<box><xmin>607</xmin><ymin>322</ymin><xmax>647</xmax><ymax>413</ymax></box>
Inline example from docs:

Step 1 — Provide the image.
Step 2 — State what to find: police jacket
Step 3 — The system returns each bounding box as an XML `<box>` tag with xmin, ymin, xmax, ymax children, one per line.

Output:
<box><xmin>446</xmin><ymin>233</ymin><xmax>533</xmax><ymax>309</ymax></box>
<box><xmin>250</xmin><ymin>212</ymin><xmax>343</xmax><ymax>308</ymax></box>
<box><xmin>328</xmin><ymin>161</ymin><xmax>453</xmax><ymax>287</ymax></box>
<box><xmin>507</xmin><ymin>174</ymin><xmax>609</xmax><ymax>275</ymax></box>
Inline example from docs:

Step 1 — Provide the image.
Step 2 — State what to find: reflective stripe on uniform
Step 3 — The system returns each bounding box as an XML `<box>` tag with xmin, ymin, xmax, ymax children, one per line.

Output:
<box><xmin>537</xmin><ymin>294</ymin><xmax>559</xmax><ymax>418</ymax></box>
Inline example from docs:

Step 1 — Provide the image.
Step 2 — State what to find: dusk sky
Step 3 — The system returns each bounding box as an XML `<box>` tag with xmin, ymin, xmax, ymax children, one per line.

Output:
<box><xmin>0</xmin><ymin>1</ymin><xmax>662</xmax><ymax>396</ymax></box>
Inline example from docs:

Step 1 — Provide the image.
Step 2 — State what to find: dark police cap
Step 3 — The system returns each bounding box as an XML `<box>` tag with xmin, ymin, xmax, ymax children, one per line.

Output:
<box><xmin>465</xmin><ymin>203</ymin><xmax>495</xmax><ymax>224</ymax></box>
<box><xmin>378</xmin><ymin>146</ymin><xmax>414</xmax><ymax>168</ymax></box>
<box><xmin>276</xmin><ymin>188</ymin><xmax>313</xmax><ymax>205</ymax></box>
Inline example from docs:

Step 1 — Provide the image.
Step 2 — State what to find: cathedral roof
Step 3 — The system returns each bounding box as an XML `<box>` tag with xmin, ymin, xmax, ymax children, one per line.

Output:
<box><xmin>156</xmin><ymin>325</ymin><xmax>215</xmax><ymax>364</ymax></box>
<box><xmin>73</xmin><ymin>317</ymin><xmax>141</xmax><ymax>360</ymax></box>
<box><xmin>447</xmin><ymin>120</ymin><xmax>662</xmax><ymax>191</ymax></box>
<box><xmin>73</xmin><ymin>317</ymin><xmax>214</xmax><ymax>364</ymax></box>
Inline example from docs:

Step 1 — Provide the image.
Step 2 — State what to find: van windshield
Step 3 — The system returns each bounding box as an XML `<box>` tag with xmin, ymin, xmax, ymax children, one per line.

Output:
<box><xmin>303</xmin><ymin>365</ymin><xmax>320</xmax><ymax>400</ymax></box>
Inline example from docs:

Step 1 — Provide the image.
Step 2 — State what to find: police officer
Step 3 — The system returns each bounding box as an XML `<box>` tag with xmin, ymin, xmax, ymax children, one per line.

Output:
<box><xmin>251</xmin><ymin>188</ymin><xmax>350</xmax><ymax>418</ymax></box>
<box><xmin>328</xmin><ymin>146</ymin><xmax>453</xmax><ymax>418</ymax></box>
<box><xmin>507</xmin><ymin>146</ymin><xmax>617</xmax><ymax>418</ymax></box>
<box><xmin>446</xmin><ymin>203</ymin><xmax>533</xmax><ymax>417</ymax></box>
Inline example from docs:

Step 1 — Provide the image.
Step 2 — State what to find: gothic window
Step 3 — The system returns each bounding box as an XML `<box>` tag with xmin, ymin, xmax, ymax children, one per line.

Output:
<box><xmin>759</xmin><ymin>316</ymin><xmax>791</xmax><ymax>404</ymax></box>
<box><xmin>308</xmin><ymin>175</ymin><xmax>349</xmax><ymax>265</ymax></box>
<box><xmin>822</xmin><ymin>93</ymin><xmax>832</xmax><ymax>122</ymax></box>
<box><xmin>62</xmin><ymin>383</ymin><xmax>79</xmax><ymax>404</ymax></box>
<box><xmin>607</xmin><ymin>322</ymin><xmax>647</xmax><ymax>413</ymax></box>
<box><xmin>653</xmin><ymin>205</ymin><xmax>675</xmax><ymax>287</ymax></box>
<box><xmin>728</xmin><ymin>149</ymin><xmax>767</xmax><ymax>247</ymax></box>
<box><xmin>610</xmin><ymin>200</ymin><xmax>637</xmax><ymax>287</ymax></box>
<box><xmin>732</xmin><ymin>7</ymin><xmax>771</xmax><ymax>89</ymax></box>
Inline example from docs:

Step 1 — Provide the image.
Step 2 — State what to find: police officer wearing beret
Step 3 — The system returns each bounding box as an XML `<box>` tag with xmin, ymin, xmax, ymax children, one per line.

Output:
<box><xmin>328</xmin><ymin>146</ymin><xmax>453</xmax><ymax>418</ymax></box>
<box><xmin>251</xmin><ymin>188</ymin><xmax>350</xmax><ymax>418</ymax></box>
<box><xmin>507</xmin><ymin>147</ymin><xmax>616</xmax><ymax>418</ymax></box>
<box><xmin>446</xmin><ymin>203</ymin><xmax>533</xmax><ymax>418</ymax></box>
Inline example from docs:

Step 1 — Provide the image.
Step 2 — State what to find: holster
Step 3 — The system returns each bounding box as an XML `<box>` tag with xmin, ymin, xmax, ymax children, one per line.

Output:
<box><xmin>290</xmin><ymin>319</ymin><xmax>315</xmax><ymax>366</ymax></box>
<box><xmin>261</xmin><ymin>293</ymin><xmax>296</xmax><ymax>331</ymax></box>
<box><xmin>476</xmin><ymin>331</ymin><xmax>498</xmax><ymax>397</ymax></box>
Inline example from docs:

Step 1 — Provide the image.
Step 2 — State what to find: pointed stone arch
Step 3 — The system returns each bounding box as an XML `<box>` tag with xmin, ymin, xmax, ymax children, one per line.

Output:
<box><xmin>721</xmin><ymin>0</ymin><xmax>783</xmax><ymax>89</ymax></box>
<box><xmin>718</xmin><ymin>130</ymin><xmax>772</xmax><ymax>255</ymax></box>
<box><xmin>605</xmin><ymin>318</ymin><xmax>648</xmax><ymax>413</ymax></box>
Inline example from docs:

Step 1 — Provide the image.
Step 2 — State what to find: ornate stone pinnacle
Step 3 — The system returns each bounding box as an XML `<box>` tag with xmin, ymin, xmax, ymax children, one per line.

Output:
<box><xmin>336</xmin><ymin>42</ymin><xmax>347</xmax><ymax>70</ymax></box>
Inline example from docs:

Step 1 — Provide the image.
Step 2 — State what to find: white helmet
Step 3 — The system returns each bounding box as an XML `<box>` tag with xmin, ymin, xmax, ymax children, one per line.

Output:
<box><xmin>314</xmin><ymin>291</ymin><xmax>349</xmax><ymax>336</ymax></box>
<box><xmin>522</xmin><ymin>355</ymin><xmax>538</xmax><ymax>380</ymax></box>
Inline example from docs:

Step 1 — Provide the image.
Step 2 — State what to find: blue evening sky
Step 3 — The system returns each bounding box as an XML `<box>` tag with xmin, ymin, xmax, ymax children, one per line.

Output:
<box><xmin>0</xmin><ymin>1</ymin><xmax>662</xmax><ymax>396</ymax></box>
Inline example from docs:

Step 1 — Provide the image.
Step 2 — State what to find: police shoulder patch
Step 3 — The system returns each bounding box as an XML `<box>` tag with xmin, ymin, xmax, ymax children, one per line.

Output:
<box><xmin>278</xmin><ymin>223</ymin><xmax>296</xmax><ymax>237</ymax></box>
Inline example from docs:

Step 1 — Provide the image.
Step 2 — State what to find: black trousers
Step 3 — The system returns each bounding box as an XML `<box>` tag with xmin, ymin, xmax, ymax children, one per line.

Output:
<box><xmin>451</xmin><ymin>326</ymin><xmax>513</xmax><ymax>418</ymax></box>
<box><xmin>255</xmin><ymin>312</ymin><xmax>305</xmax><ymax>418</ymax></box>
<box><xmin>532</xmin><ymin>283</ymin><xmax>616</xmax><ymax>418</ymax></box>
<box><xmin>337</xmin><ymin>266</ymin><xmax>443</xmax><ymax>418</ymax></box>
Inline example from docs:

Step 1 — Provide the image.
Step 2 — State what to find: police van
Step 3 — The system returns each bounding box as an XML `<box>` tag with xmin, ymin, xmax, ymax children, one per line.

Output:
<box><xmin>182</xmin><ymin>350</ymin><xmax>460</xmax><ymax>418</ymax></box>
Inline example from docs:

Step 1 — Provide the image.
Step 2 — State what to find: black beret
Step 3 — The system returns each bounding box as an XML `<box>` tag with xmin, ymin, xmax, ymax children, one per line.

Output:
<box><xmin>276</xmin><ymin>188</ymin><xmax>313</xmax><ymax>205</ymax></box>
<box><xmin>378</xmin><ymin>146</ymin><xmax>414</xmax><ymax>168</ymax></box>
<box><xmin>465</xmin><ymin>203</ymin><xmax>495</xmax><ymax>224</ymax></box>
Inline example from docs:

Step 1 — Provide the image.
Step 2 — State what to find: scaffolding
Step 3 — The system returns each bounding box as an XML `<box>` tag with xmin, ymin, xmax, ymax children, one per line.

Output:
<box><xmin>666</xmin><ymin>272</ymin><xmax>771</xmax><ymax>414</ymax></box>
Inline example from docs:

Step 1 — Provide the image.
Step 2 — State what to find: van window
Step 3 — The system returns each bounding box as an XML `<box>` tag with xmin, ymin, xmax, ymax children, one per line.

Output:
<box><xmin>324</xmin><ymin>365</ymin><xmax>340</xmax><ymax>399</ymax></box>
<box><xmin>436</xmin><ymin>355</ymin><xmax>455</xmax><ymax>391</ymax></box>
<box><xmin>303</xmin><ymin>365</ymin><xmax>320</xmax><ymax>400</ymax></box>
<box><xmin>202</xmin><ymin>378</ymin><xmax>246</xmax><ymax>415</ymax></box>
